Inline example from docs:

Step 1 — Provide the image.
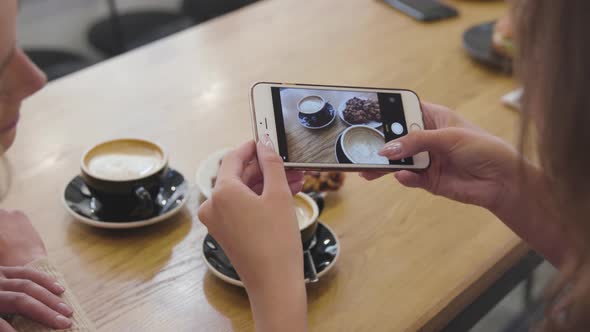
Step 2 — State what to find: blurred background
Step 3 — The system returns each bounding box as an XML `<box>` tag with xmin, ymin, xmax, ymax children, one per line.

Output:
<box><xmin>18</xmin><ymin>0</ymin><xmax>257</xmax><ymax>80</ymax></box>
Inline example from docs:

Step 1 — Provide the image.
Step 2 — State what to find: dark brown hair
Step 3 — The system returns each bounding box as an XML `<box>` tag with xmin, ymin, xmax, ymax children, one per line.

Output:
<box><xmin>515</xmin><ymin>0</ymin><xmax>590</xmax><ymax>330</ymax></box>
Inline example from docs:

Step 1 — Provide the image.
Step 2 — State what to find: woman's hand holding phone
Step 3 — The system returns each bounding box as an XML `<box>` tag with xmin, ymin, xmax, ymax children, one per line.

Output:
<box><xmin>363</xmin><ymin>102</ymin><xmax>569</xmax><ymax>267</ymax></box>
<box><xmin>362</xmin><ymin>102</ymin><xmax>521</xmax><ymax>212</ymax></box>
<box><xmin>198</xmin><ymin>138</ymin><xmax>308</xmax><ymax>332</ymax></box>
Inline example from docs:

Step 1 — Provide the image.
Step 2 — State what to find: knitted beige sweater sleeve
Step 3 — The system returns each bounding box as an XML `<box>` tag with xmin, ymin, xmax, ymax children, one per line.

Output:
<box><xmin>10</xmin><ymin>258</ymin><xmax>97</xmax><ymax>332</ymax></box>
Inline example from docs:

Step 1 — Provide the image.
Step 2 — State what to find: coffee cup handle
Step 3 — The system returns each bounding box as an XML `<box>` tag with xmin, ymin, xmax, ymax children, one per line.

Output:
<box><xmin>134</xmin><ymin>187</ymin><xmax>155</xmax><ymax>217</ymax></box>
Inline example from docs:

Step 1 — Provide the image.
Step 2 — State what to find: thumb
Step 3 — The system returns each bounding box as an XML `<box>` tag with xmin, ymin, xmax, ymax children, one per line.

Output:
<box><xmin>394</xmin><ymin>171</ymin><xmax>428</xmax><ymax>189</ymax></box>
<box><xmin>379</xmin><ymin>128</ymin><xmax>462</xmax><ymax>160</ymax></box>
<box><xmin>0</xmin><ymin>319</ymin><xmax>17</xmax><ymax>332</ymax></box>
<box><xmin>256</xmin><ymin>135</ymin><xmax>290</xmax><ymax>197</ymax></box>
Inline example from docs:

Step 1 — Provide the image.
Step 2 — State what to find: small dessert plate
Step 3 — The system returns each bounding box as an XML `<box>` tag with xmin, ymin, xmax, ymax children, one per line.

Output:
<box><xmin>463</xmin><ymin>21</ymin><xmax>512</xmax><ymax>73</ymax></box>
<box><xmin>195</xmin><ymin>148</ymin><xmax>231</xmax><ymax>199</ymax></box>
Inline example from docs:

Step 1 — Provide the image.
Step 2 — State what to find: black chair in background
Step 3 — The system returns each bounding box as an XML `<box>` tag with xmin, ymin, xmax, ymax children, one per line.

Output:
<box><xmin>87</xmin><ymin>0</ymin><xmax>194</xmax><ymax>57</ymax></box>
<box><xmin>181</xmin><ymin>0</ymin><xmax>257</xmax><ymax>22</ymax></box>
<box><xmin>25</xmin><ymin>49</ymin><xmax>93</xmax><ymax>81</ymax></box>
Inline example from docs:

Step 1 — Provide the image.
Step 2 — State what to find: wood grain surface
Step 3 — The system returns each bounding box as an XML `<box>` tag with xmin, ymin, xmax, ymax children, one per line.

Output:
<box><xmin>1</xmin><ymin>0</ymin><xmax>527</xmax><ymax>331</ymax></box>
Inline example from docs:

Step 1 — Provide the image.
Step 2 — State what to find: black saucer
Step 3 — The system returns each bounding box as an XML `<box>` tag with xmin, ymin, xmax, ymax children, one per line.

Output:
<box><xmin>63</xmin><ymin>168</ymin><xmax>189</xmax><ymax>228</ymax></box>
<box><xmin>463</xmin><ymin>21</ymin><xmax>512</xmax><ymax>73</ymax></box>
<box><xmin>203</xmin><ymin>222</ymin><xmax>339</xmax><ymax>286</ymax></box>
<box><xmin>298</xmin><ymin>103</ymin><xmax>336</xmax><ymax>129</ymax></box>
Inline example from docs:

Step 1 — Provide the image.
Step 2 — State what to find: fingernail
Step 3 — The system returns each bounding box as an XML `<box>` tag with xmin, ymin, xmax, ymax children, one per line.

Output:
<box><xmin>54</xmin><ymin>282</ymin><xmax>65</xmax><ymax>293</ymax></box>
<box><xmin>58</xmin><ymin>303</ymin><xmax>74</xmax><ymax>316</ymax></box>
<box><xmin>55</xmin><ymin>315</ymin><xmax>72</xmax><ymax>329</ymax></box>
<box><xmin>555</xmin><ymin>308</ymin><xmax>569</xmax><ymax>326</ymax></box>
<box><xmin>379</xmin><ymin>142</ymin><xmax>402</xmax><ymax>156</ymax></box>
<box><xmin>260</xmin><ymin>134</ymin><xmax>275</xmax><ymax>150</ymax></box>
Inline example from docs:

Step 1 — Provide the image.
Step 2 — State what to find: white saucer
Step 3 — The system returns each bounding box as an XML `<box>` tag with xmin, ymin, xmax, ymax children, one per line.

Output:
<box><xmin>196</xmin><ymin>148</ymin><xmax>231</xmax><ymax>199</ymax></box>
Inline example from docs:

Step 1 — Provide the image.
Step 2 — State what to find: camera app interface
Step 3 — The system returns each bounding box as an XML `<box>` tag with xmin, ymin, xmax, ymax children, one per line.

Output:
<box><xmin>271</xmin><ymin>87</ymin><xmax>414</xmax><ymax>165</ymax></box>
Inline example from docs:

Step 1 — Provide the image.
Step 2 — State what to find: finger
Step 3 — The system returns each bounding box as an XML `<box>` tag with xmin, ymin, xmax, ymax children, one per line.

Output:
<box><xmin>250</xmin><ymin>184</ymin><xmax>264</xmax><ymax>195</ymax></box>
<box><xmin>0</xmin><ymin>279</ymin><xmax>73</xmax><ymax>317</ymax></box>
<box><xmin>244</xmin><ymin>167</ymin><xmax>303</xmax><ymax>193</ymax></box>
<box><xmin>0</xmin><ymin>292</ymin><xmax>72</xmax><ymax>330</ymax></box>
<box><xmin>546</xmin><ymin>262</ymin><xmax>590</xmax><ymax>329</ymax></box>
<box><xmin>256</xmin><ymin>135</ymin><xmax>290</xmax><ymax>197</ymax></box>
<box><xmin>249</xmin><ymin>173</ymin><xmax>304</xmax><ymax>196</ymax></box>
<box><xmin>421</xmin><ymin>101</ymin><xmax>450</xmax><ymax>115</ymax></box>
<box><xmin>288</xmin><ymin>179</ymin><xmax>305</xmax><ymax>195</ymax></box>
<box><xmin>0</xmin><ymin>267</ymin><xmax>64</xmax><ymax>295</ymax></box>
<box><xmin>218</xmin><ymin>141</ymin><xmax>257</xmax><ymax>182</ymax></box>
<box><xmin>379</xmin><ymin>128</ymin><xmax>461</xmax><ymax>160</ymax></box>
<box><xmin>420</xmin><ymin>102</ymin><xmax>442</xmax><ymax>131</ymax></box>
<box><xmin>359</xmin><ymin>172</ymin><xmax>387</xmax><ymax>181</ymax></box>
<box><xmin>242</xmin><ymin>159</ymin><xmax>261</xmax><ymax>187</ymax></box>
<box><xmin>286</xmin><ymin>171</ymin><xmax>305</xmax><ymax>183</ymax></box>
<box><xmin>394</xmin><ymin>171</ymin><xmax>428</xmax><ymax>189</ymax></box>
<box><xmin>544</xmin><ymin>256</ymin><xmax>580</xmax><ymax>311</ymax></box>
<box><xmin>197</xmin><ymin>199</ymin><xmax>214</xmax><ymax>227</ymax></box>
<box><xmin>0</xmin><ymin>319</ymin><xmax>16</xmax><ymax>332</ymax></box>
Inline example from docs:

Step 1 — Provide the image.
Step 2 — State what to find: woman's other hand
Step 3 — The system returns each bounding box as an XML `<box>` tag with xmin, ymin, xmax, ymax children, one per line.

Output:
<box><xmin>198</xmin><ymin>137</ymin><xmax>307</xmax><ymax>332</ymax></box>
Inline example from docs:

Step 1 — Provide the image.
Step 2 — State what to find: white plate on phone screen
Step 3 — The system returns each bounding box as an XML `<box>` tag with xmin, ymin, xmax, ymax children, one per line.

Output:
<box><xmin>337</xmin><ymin>97</ymin><xmax>382</xmax><ymax>129</ymax></box>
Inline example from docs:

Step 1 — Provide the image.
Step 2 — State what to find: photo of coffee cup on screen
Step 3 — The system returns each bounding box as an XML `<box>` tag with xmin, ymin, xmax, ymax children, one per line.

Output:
<box><xmin>273</xmin><ymin>87</ymin><xmax>414</xmax><ymax>166</ymax></box>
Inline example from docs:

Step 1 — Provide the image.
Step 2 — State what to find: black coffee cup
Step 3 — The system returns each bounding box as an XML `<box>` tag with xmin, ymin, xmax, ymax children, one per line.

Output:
<box><xmin>80</xmin><ymin>138</ymin><xmax>168</xmax><ymax>219</ymax></box>
<box><xmin>336</xmin><ymin>125</ymin><xmax>390</xmax><ymax>165</ymax></box>
<box><xmin>297</xmin><ymin>95</ymin><xmax>333</xmax><ymax>128</ymax></box>
<box><xmin>294</xmin><ymin>193</ymin><xmax>321</xmax><ymax>249</ymax></box>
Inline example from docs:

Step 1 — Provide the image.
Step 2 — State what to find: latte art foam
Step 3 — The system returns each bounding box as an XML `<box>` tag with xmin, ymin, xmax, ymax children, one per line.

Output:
<box><xmin>298</xmin><ymin>96</ymin><xmax>325</xmax><ymax>114</ymax></box>
<box><xmin>85</xmin><ymin>141</ymin><xmax>164</xmax><ymax>181</ymax></box>
<box><xmin>343</xmin><ymin>127</ymin><xmax>389</xmax><ymax>165</ymax></box>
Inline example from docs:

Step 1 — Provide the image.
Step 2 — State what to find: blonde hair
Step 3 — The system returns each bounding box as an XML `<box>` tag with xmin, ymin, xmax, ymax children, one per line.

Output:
<box><xmin>515</xmin><ymin>0</ymin><xmax>590</xmax><ymax>330</ymax></box>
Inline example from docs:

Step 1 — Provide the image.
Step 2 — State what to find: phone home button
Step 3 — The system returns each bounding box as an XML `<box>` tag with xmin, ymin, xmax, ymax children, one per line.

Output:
<box><xmin>410</xmin><ymin>123</ymin><xmax>422</xmax><ymax>131</ymax></box>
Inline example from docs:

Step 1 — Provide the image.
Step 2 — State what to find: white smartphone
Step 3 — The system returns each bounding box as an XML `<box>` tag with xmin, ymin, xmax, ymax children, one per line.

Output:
<box><xmin>250</xmin><ymin>82</ymin><xmax>430</xmax><ymax>171</ymax></box>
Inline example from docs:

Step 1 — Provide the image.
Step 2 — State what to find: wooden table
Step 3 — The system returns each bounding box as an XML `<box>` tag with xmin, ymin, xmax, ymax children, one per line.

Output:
<box><xmin>2</xmin><ymin>0</ymin><xmax>527</xmax><ymax>331</ymax></box>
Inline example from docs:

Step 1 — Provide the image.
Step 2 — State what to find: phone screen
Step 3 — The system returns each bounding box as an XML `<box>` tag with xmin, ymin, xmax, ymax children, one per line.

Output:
<box><xmin>271</xmin><ymin>87</ymin><xmax>414</xmax><ymax>166</ymax></box>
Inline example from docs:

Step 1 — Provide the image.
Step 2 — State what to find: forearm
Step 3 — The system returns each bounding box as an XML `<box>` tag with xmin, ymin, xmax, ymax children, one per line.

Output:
<box><xmin>245</xmin><ymin>274</ymin><xmax>308</xmax><ymax>332</ymax></box>
<box><xmin>11</xmin><ymin>258</ymin><xmax>96</xmax><ymax>332</ymax></box>
<box><xmin>492</xmin><ymin>164</ymin><xmax>570</xmax><ymax>268</ymax></box>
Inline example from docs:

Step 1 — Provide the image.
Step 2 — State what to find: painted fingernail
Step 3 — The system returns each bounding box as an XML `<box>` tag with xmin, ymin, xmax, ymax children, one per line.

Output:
<box><xmin>58</xmin><ymin>303</ymin><xmax>73</xmax><ymax>316</ymax></box>
<box><xmin>55</xmin><ymin>315</ymin><xmax>72</xmax><ymax>328</ymax></box>
<box><xmin>54</xmin><ymin>282</ymin><xmax>65</xmax><ymax>293</ymax></box>
<box><xmin>379</xmin><ymin>142</ymin><xmax>403</xmax><ymax>156</ymax></box>
<box><xmin>260</xmin><ymin>134</ymin><xmax>275</xmax><ymax>150</ymax></box>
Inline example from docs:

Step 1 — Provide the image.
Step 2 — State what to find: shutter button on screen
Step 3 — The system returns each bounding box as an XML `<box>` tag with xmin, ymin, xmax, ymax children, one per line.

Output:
<box><xmin>392</xmin><ymin>122</ymin><xmax>404</xmax><ymax>135</ymax></box>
